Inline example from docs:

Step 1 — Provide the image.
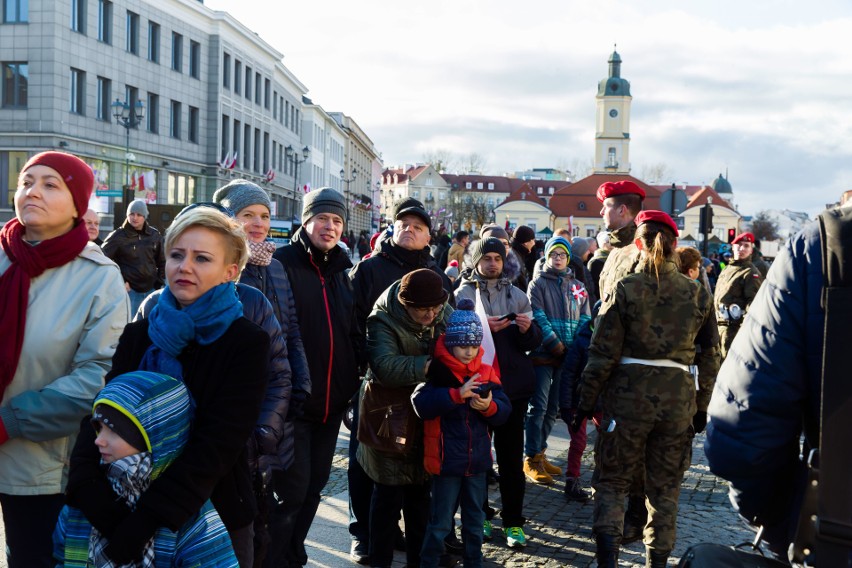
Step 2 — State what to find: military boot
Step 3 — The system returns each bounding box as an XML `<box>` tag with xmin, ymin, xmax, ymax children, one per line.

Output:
<box><xmin>645</xmin><ymin>548</ymin><xmax>669</xmax><ymax>567</ymax></box>
<box><xmin>595</xmin><ymin>533</ymin><xmax>621</xmax><ymax>567</ymax></box>
<box><xmin>622</xmin><ymin>494</ymin><xmax>648</xmax><ymax>544</ymax></box>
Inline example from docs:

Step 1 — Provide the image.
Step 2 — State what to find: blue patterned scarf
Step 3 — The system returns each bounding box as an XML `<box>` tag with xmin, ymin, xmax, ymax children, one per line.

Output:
<box><xmin>140</xmin><ymin>282</ymin><xmax>243</xmax><ymax>380</ymax></box>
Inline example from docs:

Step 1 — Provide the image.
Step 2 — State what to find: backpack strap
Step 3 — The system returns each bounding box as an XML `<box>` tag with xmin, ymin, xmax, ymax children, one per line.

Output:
<box><xmin>815</xmin><ymin>207</ymin><xmax>852</xmax><ymax>564</ymax></box>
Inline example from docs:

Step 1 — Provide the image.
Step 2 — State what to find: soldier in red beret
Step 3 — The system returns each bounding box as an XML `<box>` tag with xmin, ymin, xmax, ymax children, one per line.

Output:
<box><xmin>594</xmin><ymin>179</ymin><xmax>651</xmax><ymax>544</ymax></box>
<box><xmin>713</xmin><ymin>231</ymin><xmax>764</xmax><ymax>358</ymax></box>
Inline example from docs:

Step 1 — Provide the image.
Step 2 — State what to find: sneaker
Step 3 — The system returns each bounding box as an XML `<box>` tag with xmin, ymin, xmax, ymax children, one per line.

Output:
<box><xmin>483</xmin><ymin>519</ymin><xmax>493</xmax><ymax>541</ymax></box>
<box><xmin>443</xmin><ymin>532</ymin><xmax>463</xmax><ymax>555</ymax></box>
<box><xmin>349</xmin><ymin>540</ymin><xmax>369</xmax><ymax>564</ymax></box>
<box><xmin>504</xmin><ymin>526</ymin><xmax>527</xmax><ymax>548</ymax></box>
<box><xmin>564</xmin><ymin>476</ymin><xmax>590</xmax><ymax>502</ymax></box>
<box><xmin>539</xmin><ymin>452</ymin><xmax>563</xmax><ymax>476</ymax></box>
<box><xmin>523</xmin><ymin>455</ymin><xmax>554</xmax><ymax>485</ymax></box>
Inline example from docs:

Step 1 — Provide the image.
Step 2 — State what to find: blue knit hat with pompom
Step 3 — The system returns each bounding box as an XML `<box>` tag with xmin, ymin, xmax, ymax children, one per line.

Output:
<box><xmin>444</xmin><ymin>298</ymin><xmax>483</xmax><ymax>347</ymax></box>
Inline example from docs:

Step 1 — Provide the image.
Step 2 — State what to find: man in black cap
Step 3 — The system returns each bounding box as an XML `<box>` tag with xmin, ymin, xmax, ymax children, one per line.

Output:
<box><xmin>346</xmin><ymin>197</ymin><xmax>455</xmax><ymax>562</ymax></box>
<box><xmin>454</xmin><ymin>237</ymin><xmax>542</xmax><ymax>549</ymax></box>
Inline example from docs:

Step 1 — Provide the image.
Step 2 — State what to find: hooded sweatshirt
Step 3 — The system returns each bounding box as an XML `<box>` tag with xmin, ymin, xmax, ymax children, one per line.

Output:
<box><xmin>54</xmin><ymin>371</ymin><xmax>237</xmax><ymax>568</ymax></box>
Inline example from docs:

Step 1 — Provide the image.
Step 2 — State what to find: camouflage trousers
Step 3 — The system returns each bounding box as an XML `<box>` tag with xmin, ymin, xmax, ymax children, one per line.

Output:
<box><xmin>718</xmin><ymin>322</ymin><xmax>740</xmax><ymax>359</ymax></box>
<box><xmin>592</xmin><ymin>414</ymin><xmax>693</xmax><ymax>553</ymax></box>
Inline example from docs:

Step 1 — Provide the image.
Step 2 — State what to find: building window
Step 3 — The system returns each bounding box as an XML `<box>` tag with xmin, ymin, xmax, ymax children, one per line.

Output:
<box><xmin>233</xmin><ymin>119</ymin><xmax>240</xmax><ymax>166</ymax></box>
<box><xmin>147</xmin><ymin>93</ymin><xmax>158</xmax><ymax>133</ymax></box>
<box><xmin>607</xmin><ymin>147</ymin><xmax>617</xmax><ymax>167</ymax></box>
<box><xmin>234</xmin><ymin>60</ymin><xmax>241</xmax><ymax>94</ymax></box>
<box><xmin>412</xmin><ymin>190</ymin><xmax>419</xmax><ymax>198</ymax></box>
<box><xmin>487</xmin><ymin>182</ymin><xmax>494</xmax><ymax>190</ymax></box>
<box><xmin>439</xmin><ymin>191</ymin><xmax>446</xmax><ymax>200</ymax></box>
<box><xmin>487</xmin><ymin>198</ymin><xmax>494</xmax><ymax>206</ymax></box>
<box><xmin>2</xmin><ymin>62</ymin><xmax>29</xmax><ymax>108</ymax></box>
<box><xmin>254</xmin><ymin>72</ymin><xmax>261</xmax><ymax>104</ymax></box>
<box><xmin>97</xmin><ymin>0</ymin><xmax>112</xmax><ymax>43</ymax></box>
<box><xmin>548</xmin><ymin>186</ymin><xmax>555</xmax><ymax>195</ymax></box>
<box><xmin>221</xmin><ymin>114</ymin><xmax>229</xmax><ymax>158</ymax></box>
<box><xmin>536</xmin><ymin>186</ymin><xmax>543</xmax><ymax>194</ymax></box>
<box><xmin>189</xmin><ymin>40</ymin><xmax>200</xmax><ymax>79</ymax></box>
<box><xmin>147</xmin><ymin>21</ymin><xmax>159</xmax><ymax>63</ymax></box>
<box><xmin>476</xmin><ymin>182</ymin><xmax>483</xmax><ymax>190</ymax></box>
<box><xmin>272</xmin><ymin>90</ymin><xmax>277</xmax><ymax>118</ymax></box>
<box><xmin>70</xmin><ymin>68</ymin><xmax>85</xmax><ymax>114</ymax></box>
<box><xmin>284</xmin><ymin>100</ymin><xmax>289</xmax><ymax>127</ymax></box>
<box><xmin>71</xmin><ymin>0</ymin><xmax>86</xmax><ymax>34</ymax></box>
<box><xmin>578</xmin><ymin>201</ymin><xmax>586</xmax><ymax>211</ymax></box>
<box><xmin>244</xmin><ymin>66</ymin><xmax>251</xmax><ymax>100</ymax></box>
<box><xmin>188</xmin><ymin>105</ymin><xmax>199</xmax><ymax>143</ymax></box>
<box><xmin>170</xmin><ymin>100</ymin><xmax>181</xmax><ymax>138</ymax></box>
<box><xmin>126</xmin><ymin>11</ymin><xmax>139</xmax><ymax>54</ymax></box>
<box><xmin>222</xmin><ymin>53</ymin><xmax>230</xmax><ymax>88</ymax></box>
<box><xmin>3</xmin><ymin>0</ymin><xmax>28</xmax><ymax>23</ymax></box>
<box><xmin>264</xmin><ymin>79</ymin><xmax>270</xmax><ymax>109</ymax></box>
<box><xmin>243</xmin><ymin>124</ymin><xmax>250</xmax><ymax>170</ymax></box>
<box><xmin>125</xmin><ymin>85</ymin><xmax>138</xmax><ymax>125</ymax></box>
<box><xmin>253</xmin><ymin>128</ymin><xmax>260</xmax><ymax>171</ymax></box>
<box><xmin>171</xmin><ymin>32</ymin><xmax>182</xmax><ymax>72</ymax></box>
<box><xmin>96</xmin><ymin>76</ymin><xmax>110</xmax><ymax>120</ymax></box>
<box><xmin>465</xmin><ymin>182</ymin><xmax>472</xmax><ymax>189</ymax></box>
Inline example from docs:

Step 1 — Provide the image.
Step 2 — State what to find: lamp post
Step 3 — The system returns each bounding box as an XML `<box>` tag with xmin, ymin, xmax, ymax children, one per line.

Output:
<box><xmin>286</xmin><ymin>145</ymin><xmax>310</xmax><ymax>220</ymax></box>
<box><xmin>341</xmin><ymin>167</ymin><xmax>356</xmax><ymax>226</ymax></box>
<box><xmin>111</xmin><ymin>98</ymin><xmax>145</xmax><ymax>208</ymax></box>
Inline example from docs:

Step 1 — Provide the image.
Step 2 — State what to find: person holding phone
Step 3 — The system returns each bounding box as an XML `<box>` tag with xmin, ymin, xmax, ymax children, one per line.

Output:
<box><xmin>412</xmin><ymin>298</ymin><xmax>511</xmax><ymax>567</ymax></box>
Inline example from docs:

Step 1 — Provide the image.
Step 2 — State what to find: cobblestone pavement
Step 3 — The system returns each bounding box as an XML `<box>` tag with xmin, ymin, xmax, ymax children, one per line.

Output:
<box><xmin>319</xmin><ymin>428</ymin><xmax>756</xmax><ymax>567</ymax></box>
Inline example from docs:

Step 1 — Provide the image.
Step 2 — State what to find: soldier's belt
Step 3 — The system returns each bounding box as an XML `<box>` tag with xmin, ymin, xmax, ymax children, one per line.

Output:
<box><xmin>619</xmin><ymin>356</ymin><xmax>696</xmax><ymax>376</ymax></box>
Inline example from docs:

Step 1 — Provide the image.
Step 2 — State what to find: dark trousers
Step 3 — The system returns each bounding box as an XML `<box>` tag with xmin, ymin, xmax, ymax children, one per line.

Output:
<box><xmin>421</xmin><ymin>473</ymin><xmax>487</xmax><ymax>568</ymax></box>
<box><xmin>229</xmin><ymin>522</ymin><xmax>255</xmax><ymax>568</ymax></box>
<box><xmin>369</xmin><ymin>481</ymin><xmax>430</xmax><ymax>568</ymax></box>
<box><xmin>264</xmin><ymin>414</ymin><xmax>343</xmax><ymax>568</ymax></box>
<box><xmin>0</xmin><ymin>492</ymin><xmax>65</xmax><ymax>568</ymax></box>
<box><xmin>348</xmin><ymin>392</ymin><xmax>374</xmax><ymax>543</ymax></box>
<box><xmin>490</xmin><ymin>397</ymin><xmax>528</xmax><ymax>528</ymax></box>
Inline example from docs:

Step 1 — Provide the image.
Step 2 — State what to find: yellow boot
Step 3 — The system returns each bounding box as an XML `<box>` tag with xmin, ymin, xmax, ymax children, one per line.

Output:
<box><xmin>523</xmin><ymin>454</ymin><xmax>554</xmax><ymax>484</ymax></box>
<box><xmin>539</xmin><ymin>452</ymin><xmax>563</xmax><ymax>476</ymax></box>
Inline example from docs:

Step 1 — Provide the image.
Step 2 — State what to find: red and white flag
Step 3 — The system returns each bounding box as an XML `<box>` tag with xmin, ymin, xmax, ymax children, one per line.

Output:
<box><xmin>228</xmin><ymin>152</ymin><xmax>238</xmax><ymax>170</ymax></box>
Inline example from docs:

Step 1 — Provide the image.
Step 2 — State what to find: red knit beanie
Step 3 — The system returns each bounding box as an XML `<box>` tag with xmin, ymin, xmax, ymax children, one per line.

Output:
<box><xmin>22</xmin><ymin>152</ymin><xmax>94</xmax><ymax>218</ymax></box>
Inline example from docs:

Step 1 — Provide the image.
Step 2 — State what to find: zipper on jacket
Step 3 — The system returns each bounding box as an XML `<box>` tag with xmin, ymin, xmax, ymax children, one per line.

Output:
<box><xmin>309</xmin><ymin>252</ymin><xmax>334</xmax><ymax>424</ymax></box>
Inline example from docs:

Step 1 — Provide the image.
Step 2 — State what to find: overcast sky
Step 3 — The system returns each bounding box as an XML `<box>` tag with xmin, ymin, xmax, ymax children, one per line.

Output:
<box><xmin>204</xmin><ymin>0</ymin><xmax>852</xmax><ymax>216</ymax></box>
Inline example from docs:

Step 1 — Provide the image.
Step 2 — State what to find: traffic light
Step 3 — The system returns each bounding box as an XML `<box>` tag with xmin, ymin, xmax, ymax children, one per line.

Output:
<box><xmin>727</xmin><ymin>228</ymin><xmax>736</xmax><ymax>243</ymax></box>
<box><xmin>699</xmin><ymin>203</ymin><xmax>714</xmax><ymax>235</ymax></box>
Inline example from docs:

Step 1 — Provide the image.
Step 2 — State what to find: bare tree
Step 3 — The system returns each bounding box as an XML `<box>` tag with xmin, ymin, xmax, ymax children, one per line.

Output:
<box><xmin>461</xmin><ymin>153</ymin><xmax>488</xmax><ymax>174</ymax></box>
<box><xmin>750</xmin><ymin>211</ymin><xmax>781</xmax><ymax>241</ymax></box>
<box><xmin>422</xmin><ymin>149</ymin><xmax>457</xmax><ymax>173</ymax></box>
<box><xmin>638</xmin><ymin>162</ymin><xmax>673</xmax><ymax>185</ymax></box>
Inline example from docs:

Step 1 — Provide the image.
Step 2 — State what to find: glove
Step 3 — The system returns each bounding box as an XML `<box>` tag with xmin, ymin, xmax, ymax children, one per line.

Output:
<box><xmin>104</xmin><ymin>510</ymin><xmax>159</xmax><ymax>565</ymax></box>
<box><xmin>569</xmin><ymin>408</ymin><xmax>594</xmax><ymax>433</ymax></box>
<box><xmin>286</xmin><ymin>390</ymin><xmax>308</xmax><ymax>420</ymax></box>
<box><xmin>692</xmin><ymin>411</ymin><xmax>707</xmax><ymax>434</ymax></box>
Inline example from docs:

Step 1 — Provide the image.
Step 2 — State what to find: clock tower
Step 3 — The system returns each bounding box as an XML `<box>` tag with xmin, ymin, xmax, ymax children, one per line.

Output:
<box><xmin>594</xmin><ymin>49</ymin><xmax>632</xmax><ymax>174</ymax></box>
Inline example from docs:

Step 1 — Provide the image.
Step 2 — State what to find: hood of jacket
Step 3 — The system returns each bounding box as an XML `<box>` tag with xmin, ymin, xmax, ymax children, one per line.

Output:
<box><xmin>93</xmin><ymin>371</ymin><xmax>192</xmax><ymax>481</ymax></box>
<box><xmin>609</xmin><ymin>222</ymin><xmax>637</xmax><ymax>249</ymax></box>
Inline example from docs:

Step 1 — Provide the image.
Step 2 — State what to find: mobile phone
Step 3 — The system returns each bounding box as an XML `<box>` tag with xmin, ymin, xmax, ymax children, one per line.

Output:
<box><xmin>499</xmin><ymin>312</ymin><xmax>517</xmax><ymax>321</ymax></box>
<box><xmin>474</xmin><ymin>382</ymin><xmax>495</xmax><ymax>396</ymax></box>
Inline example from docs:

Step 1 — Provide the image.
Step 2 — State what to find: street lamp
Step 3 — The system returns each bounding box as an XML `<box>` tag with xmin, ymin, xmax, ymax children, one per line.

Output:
<box><xmin>112</xmin><ymin>98</ymin><xmax>145</xmax><ymax>207</ymax></box>
<box><xmin>286</xmin><ymin>145</ymin><xmax>310</xmax><ymax>219</ymax></box>
<box><xmin>341</xmin><ymin>167</ymin><xmax>356</xmax><ymax>224</ymax></box>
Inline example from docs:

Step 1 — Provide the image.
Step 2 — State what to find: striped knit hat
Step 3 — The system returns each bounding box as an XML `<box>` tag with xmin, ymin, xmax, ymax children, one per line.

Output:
<box><xmin>444</xmin><ymin>298</ymin><xmax>483</xmax><ymax>347</ymax></box>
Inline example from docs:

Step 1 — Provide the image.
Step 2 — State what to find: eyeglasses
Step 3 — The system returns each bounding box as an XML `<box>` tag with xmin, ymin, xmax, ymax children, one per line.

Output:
<box><xmin>411</xmin><ymin>305</ymin><xmax>442</xmax><ymax>315</ymax></box>
<box><xmin>548</xmin><ymin>252</ymin><xmax>568</xmax><ymax>260</ymax></box>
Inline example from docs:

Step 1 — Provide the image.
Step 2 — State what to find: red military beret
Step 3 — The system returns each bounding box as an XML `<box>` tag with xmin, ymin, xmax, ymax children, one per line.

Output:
<box><xmin>596</xmin><ymin>180</ymin><xmax>647</xmax><ymax>203</ymax></box>
<box><xmin>635</xmin><ymin>210</ymin><xmax>679</xmax><ymax>237</ymax></box>
<box><xmin>731</xmin><ymin>232</ymin><xmax>755</xmax><ymax>245</ymax></box>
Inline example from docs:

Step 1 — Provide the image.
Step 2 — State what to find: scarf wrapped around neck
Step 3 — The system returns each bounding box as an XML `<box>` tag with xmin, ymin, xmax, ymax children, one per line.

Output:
<box><xmin>0</xmin><ymin>218</ymin><xmax>89</xmax><ymax>403</ymax></box>
<box><xmin>140</xmin><ymin>282</ymin><xmax>243</xmax><ymax>380</ymax></box>
<box><xmin>248</xmin><ymin>240</ymin><xmax>276</xmax><ymax>266</ymax></box>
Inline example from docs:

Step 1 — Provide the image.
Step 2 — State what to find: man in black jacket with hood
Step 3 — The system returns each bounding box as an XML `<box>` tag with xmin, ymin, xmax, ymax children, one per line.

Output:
<box><xmin>266</xmin><ymin>187</ymin><xmax>360</xmax><ymax>568</ymax></box>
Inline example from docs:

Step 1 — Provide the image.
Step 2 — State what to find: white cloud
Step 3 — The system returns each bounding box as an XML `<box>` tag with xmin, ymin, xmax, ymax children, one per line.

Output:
<box><xmin>205</xmin><ymin>0</ymin><xmax>852</xmax><ymax>216</ymax></box>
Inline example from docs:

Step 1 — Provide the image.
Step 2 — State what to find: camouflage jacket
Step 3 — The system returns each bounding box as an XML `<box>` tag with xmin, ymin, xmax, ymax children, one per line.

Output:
<box><xmin>713</xmin><ymin>258</ymin><xmax>764</xmax><ymax>322</ymax></box>
<box><xmin>577</xmin><ymin>260</ymin><xmax>720</xmax><ymax>415</ymax></box>
<box><xmin>597</xmin><ymin>222</ymin><xmax>641</xmax><ymax>300</ymax></box>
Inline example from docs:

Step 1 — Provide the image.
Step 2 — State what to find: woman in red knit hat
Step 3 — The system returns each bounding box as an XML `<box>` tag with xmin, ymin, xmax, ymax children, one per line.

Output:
<box><xmin>0</xmin><ymin>151</ymin><xmax>128</xmax><ymax>567</ymax></box>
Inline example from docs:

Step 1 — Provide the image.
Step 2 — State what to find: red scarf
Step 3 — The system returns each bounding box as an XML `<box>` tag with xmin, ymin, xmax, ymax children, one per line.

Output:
<box><xmin>433</xmin><ymin>336</ymin><xmax>501</xmax><ymax>386</ymax></box>
<box><xmin>0</xmin><ymin>218</ymin><xmax>89</xmax><ymax>402</ymax></box>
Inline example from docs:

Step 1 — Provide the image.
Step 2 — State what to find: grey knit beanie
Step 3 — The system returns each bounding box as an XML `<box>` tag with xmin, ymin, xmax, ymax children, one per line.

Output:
<box><xmin>479</xmin><ymin>224</ymin><xmax>509</xmax><ymax>241</ymax></box>
<box><xmin>302</xmin><ymin>187</ymin><xmax>347</xmax><ymax>223</ymax></box>
<box><xmin>212</xmin><ymin>179</ymin><xmax>271</xmax><ymax>215</ymax></box>
<box><xmin>571</xmin><ymin>237</ymin><xmax>591</xmax><ymax>261</ymax></box>
<box><xmin>470</xmin><ymin>237</ymin><xmax>506</xmax><ymax>267</ymax></box>
<box><xmin>127</xmin><ymin>199</ymin><xmax>149</xmax><ymax>218</ymax></box>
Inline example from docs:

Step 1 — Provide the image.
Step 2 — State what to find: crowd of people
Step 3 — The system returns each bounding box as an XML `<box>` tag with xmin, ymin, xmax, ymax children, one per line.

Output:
<box><xmin>0</xmin><ymin>151</ymin><xmax>845</xmax><ymax>568</ymax></box>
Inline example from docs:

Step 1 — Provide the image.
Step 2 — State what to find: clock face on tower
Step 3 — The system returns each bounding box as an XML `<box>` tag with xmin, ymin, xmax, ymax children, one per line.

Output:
<box><xmin>609</xmin><ymin>109</ymin><xmax>618</xmax><ymax>118</ymax></box>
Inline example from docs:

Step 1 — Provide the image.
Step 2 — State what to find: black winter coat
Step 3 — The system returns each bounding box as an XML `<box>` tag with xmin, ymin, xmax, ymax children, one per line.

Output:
<box><xmin>102</xmin><ymin>221</ymin><xmax>165</xmax><ymax>291</ymax></box>
<box><xmin>67</xmin><ymin>317</ymin><xmax>270</xmax><ymax>553</ymax></box>
<box><xmin>273</xmin><ymin>227</ymin><xmax>360</xmax><ymax>423</ymax></box>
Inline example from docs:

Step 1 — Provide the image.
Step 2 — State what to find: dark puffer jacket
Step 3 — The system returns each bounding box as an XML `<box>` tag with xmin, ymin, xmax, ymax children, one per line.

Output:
<box><xmin>136</xmin><ymin>284</ymin><xmax>292</xmax><ymax>473</ymax></box>
<box><xmin>273</xmin><ymin>227</ymin><xmax>360</xmax><ymax>424</ymax></box>
<box><xmin>240</xmin><ymin>259</ymin><xmax>311</xmax><ymax>470</ymax></box>
<box><xmin>412</xmin><ymin>339</ymin><xmax>511</xmax><ymax>477</ymax></box>
<box><xmin>102</xmin><ymin>221</ymin><xmax>165</xmax><ymax>292</ymax></box>
<box><xmin>705</xmin><ymin>220</ymin><xmax>826</xmax><ymax>552</ymax></box>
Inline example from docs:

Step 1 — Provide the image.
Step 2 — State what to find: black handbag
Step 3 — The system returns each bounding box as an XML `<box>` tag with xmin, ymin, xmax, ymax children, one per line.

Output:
<box><xmin>677</xmin><ymin>528</ymin><xmax>789</xmax><ymax>567</ymax></box>
<box><xmin>356</xmin><ymin>379</ymin><xmax>417</xmax><ymax>455</ymax></box>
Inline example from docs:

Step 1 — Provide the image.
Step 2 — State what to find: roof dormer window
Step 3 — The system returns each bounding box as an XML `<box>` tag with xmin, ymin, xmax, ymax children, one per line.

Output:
<box><xmin>487</xmin><ymin>182</ymin><xmax>495</xmax><ymax>190</ymax></box>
